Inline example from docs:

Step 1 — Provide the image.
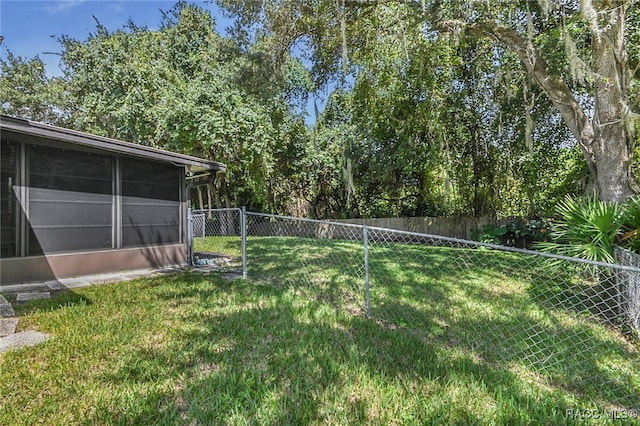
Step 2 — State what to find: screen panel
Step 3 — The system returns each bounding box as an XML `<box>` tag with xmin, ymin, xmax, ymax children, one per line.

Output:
<box><xmin>27</xmin><ymin>145</ymin><xmax>113</xmax><ymax>254</ymax></box>
<box><xmin>0</xmin><ymin>141</ymin><xmax>18</xmax><ymax>258</ymax></box>
<box><xmin>121</xmin><ymin>158</ymin><xmax>181</xmax><ymax>247</ymax></box>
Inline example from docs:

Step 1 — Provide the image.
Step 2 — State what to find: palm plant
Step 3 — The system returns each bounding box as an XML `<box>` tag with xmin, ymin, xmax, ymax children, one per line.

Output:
<box><xmin>536</xmin><ymin>196</ymin><xmax>624</xmax><ymax>263</ymax></box>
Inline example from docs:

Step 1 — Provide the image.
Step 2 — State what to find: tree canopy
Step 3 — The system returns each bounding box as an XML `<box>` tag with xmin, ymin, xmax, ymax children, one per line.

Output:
<box><xmin>218</xmin><ymin>0</ymin><xmax>640</xmax><ymax>204</ymax></box>
<box><xmin>1</xmin><ymin>0</ymin><xmax>639</xmax><ymax>218</ymax></box>
<box><xmin>2</xmin><ymin>2</ymin><xmax>311</xmax><ymax>211</ymax></box>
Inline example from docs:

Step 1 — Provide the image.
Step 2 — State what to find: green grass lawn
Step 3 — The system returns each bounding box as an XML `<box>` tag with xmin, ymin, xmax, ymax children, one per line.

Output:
<box><xmin>1</xmin><ymin>236</ymin><xmax>638</xmax><ymax>425</ymax></box>
<box><xmin>193</xmin><ymin>235</ymin><xmax>242</xmax><ymax>259</ymax></box>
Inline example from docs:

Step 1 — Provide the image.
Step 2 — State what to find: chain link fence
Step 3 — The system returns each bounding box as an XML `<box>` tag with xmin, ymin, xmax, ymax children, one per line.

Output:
<box><xmin>615</xmin><ymin>247</ymin><xmax>640</xmax><ymax>335</ymax></box>
<box><xmin>190</xmin><ymin>208</ymin><xmax>245</xmax><ymax>273</ymax></box>
<box><xmin>190</xmin><ymin>209</ymin><xmax>640</xmax><ymax>410</ymax></box>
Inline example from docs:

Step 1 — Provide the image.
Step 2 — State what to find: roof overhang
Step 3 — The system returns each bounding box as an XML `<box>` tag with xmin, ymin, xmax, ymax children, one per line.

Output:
<box><xmin>0</xmin><ymin>115</ymin><xmax>226</xmax><ymax>177</ymax></box>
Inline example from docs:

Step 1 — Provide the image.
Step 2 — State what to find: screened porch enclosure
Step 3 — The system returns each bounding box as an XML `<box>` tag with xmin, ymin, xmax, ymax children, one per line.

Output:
<box><xmin>0</xmin><ymin>115</ymin><xmax>225</xmax><ymax>285</ymax></box>
<box><xmin>1</xmin><ymin>141</ymin><xmax>183</xmax><ymax>257</ymax></box>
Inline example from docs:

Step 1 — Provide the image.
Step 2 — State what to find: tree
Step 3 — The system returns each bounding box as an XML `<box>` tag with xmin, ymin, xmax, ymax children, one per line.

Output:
<box><xmin>0</xmin><ymin>52</ymin><xmax>67</xmax><ymax>124</ymax></box>
<box><xmin>219</xmin><ymin>0</ymin><xmax>640</xmax><ymax>202</ymax></box>
<box><xmin>440</xmin><ymin>1</ymin><xmax>636</xmax><ymax>202</ymax></box>
<box><xmin>56</xmin><ymin>2</ymin><xmax>310</xmax><ymax>211</ymax></box>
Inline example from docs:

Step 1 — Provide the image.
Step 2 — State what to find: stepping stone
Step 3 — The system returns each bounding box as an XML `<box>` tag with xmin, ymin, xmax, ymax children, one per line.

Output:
<box><xmin>0</xmin><ymin>318</ymin><xmax>18</xmax><ymax>337</ymax></box>
<box><xmin>0</xmin><ymin>295</ymin><xmax>15</xmax><ymax>317</ymax></box>
<box><xmin>0</xmin><ymin>330</ymin><xmax>49</xmax><ymax>353</ymax></box>
<box><xmin>45</xmin><ymin>280</ymin><xmax>67</xmax><ymax>291</ymax></box>
<box><xmin>0</xmin><ymin>282</ymin><xmax>49</xmax><ymax>294</ymax></box>
<box><xmin>16</xmin><ymin>292</ymin><xmax>51</xmax><ymax>302</ymax></box>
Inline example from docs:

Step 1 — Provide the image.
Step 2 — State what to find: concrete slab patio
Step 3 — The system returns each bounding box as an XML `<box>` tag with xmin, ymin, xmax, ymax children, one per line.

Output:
<box><xmin>0</xmin><ymin>267</ymin><xmax>183</xmax><ymax>294</ymax></box>
<box><xmin>0</xmin><ymin>331</ymin><xmax>49</xmax><ymax>353</ymax></box>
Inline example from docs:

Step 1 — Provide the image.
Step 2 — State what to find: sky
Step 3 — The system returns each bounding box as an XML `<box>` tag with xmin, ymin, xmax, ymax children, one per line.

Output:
<box><xmin>0</xmin><ymin>0</ymin><xmax>232</xmax><ymax>77</ymax></box>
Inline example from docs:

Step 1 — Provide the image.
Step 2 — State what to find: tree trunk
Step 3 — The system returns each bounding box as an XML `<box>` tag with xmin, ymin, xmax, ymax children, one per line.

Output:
<box><xmin>219</xmin><ymin>174</ymin><xmax>233</xmax><ymax>236</ymax></box>
<box><xmin>450</xmin><ymin>12</ymin><xmax>637</xmax><ymax>202</ymax></box>
<box><xmin>206</xmin><ymin>183</ymin><xmax>214</xmax><ymax>219</ymax></box>
<box><xmin>197</xmin><ymin>186</ymin><xmax>204</xmax><ymax>211</ymax></box>
<box><xmin>220</xmin><ymin>176</ymin><xmax>232</xmax><ymax>209</ymax></box>
<box><xmin>589</xmin><ymin>0</ymin><xmax>636</xmax><ymax>201</ymax></box>
<box><xmin>211</xmin><ymin>179</ymin><xmax>223</xmax><ymax>209</ymax></box>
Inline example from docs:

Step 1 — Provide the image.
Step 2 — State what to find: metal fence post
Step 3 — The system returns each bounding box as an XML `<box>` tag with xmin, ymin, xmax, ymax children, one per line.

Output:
<box><xmin>187</xmin><ymin>207</ymin><xmax>193</xmax><ymax>266</ymax></box>
<box><xmin>241</xmin><ymin>206</ymin><xmax>247</xmax><ymax>279</ymax></box>
<box><xmin>364</xmin><ymin>225</ymin><xmax>371</xmax><ymax>318</ymax></box>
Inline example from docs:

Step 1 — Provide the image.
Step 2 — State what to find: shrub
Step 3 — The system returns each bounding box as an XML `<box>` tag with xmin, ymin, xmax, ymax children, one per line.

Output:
<box><xmin>471</xmin><ymin>219</ymin><xmax>552</xmax><ymax>248</ymax></box>
<box><xmin>470</xmin><ymin>224</ymin><xmax>508</xmax><ymax>245</ymax></box>
<box><xmin>535</xmin><ymin>196</ymin><xmax>624</xmax><ymax>263</ymax></box>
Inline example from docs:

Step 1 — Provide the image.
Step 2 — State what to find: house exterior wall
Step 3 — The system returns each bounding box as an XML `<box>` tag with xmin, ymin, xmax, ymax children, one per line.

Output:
<box><xmin>0</xmin><ymin>244</ymin><xmax>187</xmax><ymax>284</ymax></box>
<box><xmin>0</xmin><ymin>136</ymin><xmax>189</xmax><ymax>285</ymax></box>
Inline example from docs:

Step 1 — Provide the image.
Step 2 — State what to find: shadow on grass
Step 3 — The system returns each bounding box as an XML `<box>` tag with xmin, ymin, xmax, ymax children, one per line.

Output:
<box><xmin>244</xmin><ymin>237</ymin><xmax>639</xmax><ymax>411</ymax></box>
<box><xmin>246</xmin><ymin>237</ymin><xmax>365</xmax><ymax>308</ymax></box>
<box><xmin>56</xmin><ymin>228</ymin><xmax>637</xmax><ymax>424</ymax></box>
<box><xmin>86</xmin><ymin>277</ymin><xmax>583</xmax><ymax>424</ymax></box>
<box><xmin>369</xmin><ymin>244</ymin><xmax>639</xmax><ymax>410</ymax></box>
<box><xmin>179</xmin><ymin>302</ymin><xmax>567</xmax><ymax>423</ymax></box>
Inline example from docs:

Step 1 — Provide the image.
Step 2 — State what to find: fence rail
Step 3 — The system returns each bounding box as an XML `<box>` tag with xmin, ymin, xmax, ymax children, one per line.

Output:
<box><xmin>190</xmin><ymin>208</ymin><xmax>640</xmax><ymax>410</ymax></box>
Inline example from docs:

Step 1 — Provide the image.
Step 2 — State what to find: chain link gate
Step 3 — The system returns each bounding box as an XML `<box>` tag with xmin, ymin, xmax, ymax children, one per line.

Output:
<box><xmin>189</xmin><ymin>208</ymin><xmax>246</xmax><ymax>277</ymax></box>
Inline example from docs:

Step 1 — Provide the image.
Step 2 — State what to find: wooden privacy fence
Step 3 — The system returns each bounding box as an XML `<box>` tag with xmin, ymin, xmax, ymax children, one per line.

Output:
<box><xmin>337</xmin><ymin>216</ymin><xmax>507</xmax><ymax>240</ymax></box>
